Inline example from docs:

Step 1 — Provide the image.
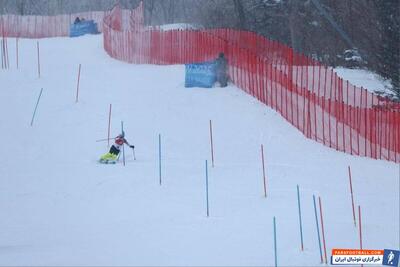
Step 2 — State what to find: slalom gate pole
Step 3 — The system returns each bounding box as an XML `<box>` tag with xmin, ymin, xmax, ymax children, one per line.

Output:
<box><xmin>0</xmin><ymin>22</ymin><xmax>2</xmax><ymax>69</ymax></box>
<box><xmin>358</xmin><ymin>205</ymin><xmax>362</xmax><ymax>249</ymax></box>
<box><xmin>209</xmin><ymin>120</ymin><xmax>214</xmax><ymax>167</ymax></box>
<box><xmin>348</xmin><ymin>166</ymin><xmax>356</xmax><ymax>226</ymax></box>
<box><xmin>30</xmin><ymin>88</ymin><xmax>43</xmax><ymax>126</ymax></box>
<box><xmin>5</xmin><ymin>36</ymin><xmax>8</xmax><ymax>69</ymax></box>
<box><xmin>1</xmin><ymin>39</ymin><xmax>3</xmax><ymax>69</ymax></box>
<box><xmin>205</xmin><ymin>160</ymin><xmax>209</xmax><ymax>217</ymax></box>
<box><xmin>273</xmin><ymin>216</ymin><xmax>277</xmax><ymax>267</ymax></box>
<box><xmin>75</xmin><ymin>64</ymin><xmax>81</xmax><ymax>103</ymax></box>
<box><xmin>297</xmin><ymin>185</ymin><xmax>304</xmax><ymax>251</ymax></box>
<box><xmin>121</xmin><ymin>121</ymin><xmax>125</xmax><ymax>166</ymax></box>
<box><xmin>37</xmin><ymin>41</ymin><xmax>40</xmax><ymax>78</ymax></box>
<box><xmin>159</xmin><ymin>134</ymin><xmax>162</xmax><ymax>185</ymax></box>
<box><xmin>313</xmin><ymin>195</ymin><xmax>323</xmax><ymax>263</ymax></box>
<box><xmin>107</xmin><ymin>104</ymin><xmax>112</xmax><ymax>148</ymax></box>
<box><xmin>318</xmin><ymin>196</ymin><xmax>328</xmax><ymax>264</ymax></box>
<box><xmin>359</xmin><ymin>205</ymin><xmax>363</xmax><ymax>267</ymax></box>
<box><xmin>261</xmin><ymin>144</ymin><xmax>267</xmax><ymax>197</ymax></box>
<box><xmin>16</xmin><ymin>38</ymin><xmax>18</xmax><ymax>69</ymax></box>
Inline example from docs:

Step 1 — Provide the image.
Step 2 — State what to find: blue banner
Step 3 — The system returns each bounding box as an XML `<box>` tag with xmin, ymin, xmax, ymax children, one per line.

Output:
<box><xmin>70</xmin><ymin>20</ymin><xmax>99</xmax><ymax>37</ymax></box>
<box><xmin>185</xmin><ymin>62</ymin><xmax>216</xmax><ymax>88</ymax></box>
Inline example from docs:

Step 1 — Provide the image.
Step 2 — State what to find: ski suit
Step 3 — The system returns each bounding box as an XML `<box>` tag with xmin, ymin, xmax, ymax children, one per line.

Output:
<box><xmin>100</xmin><ymin>136</ymin><xmax>131</xmax><ymax>161</ymax></box>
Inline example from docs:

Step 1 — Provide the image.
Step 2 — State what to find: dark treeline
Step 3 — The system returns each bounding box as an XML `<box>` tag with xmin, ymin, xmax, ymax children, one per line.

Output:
<box><xmin>1</xmin><ymin>0</ymin><xmax>398</xmax><ymax>99</ymax></box>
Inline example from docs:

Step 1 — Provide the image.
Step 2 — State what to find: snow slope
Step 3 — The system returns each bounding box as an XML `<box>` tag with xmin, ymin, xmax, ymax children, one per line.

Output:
<box><xmin>335</xmin><ymin>67</ymin><xmax>393</xmax><ymax>96</ymax></box>
<box><xmin>0</xmin><ymin>35</ymin><xmax>398</xmax><ymax>266</ymax></box>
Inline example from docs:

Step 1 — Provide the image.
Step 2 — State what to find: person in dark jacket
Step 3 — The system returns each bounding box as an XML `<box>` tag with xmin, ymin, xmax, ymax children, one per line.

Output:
<box><xmin>74</xmin><ymin>17</ymin><xmax>81</xmax><ymax>24</ymax></box>
<box><xmin>215</xmin><ymin>52</ymin><xmax>228</xmax><ymax>87</ymax></box>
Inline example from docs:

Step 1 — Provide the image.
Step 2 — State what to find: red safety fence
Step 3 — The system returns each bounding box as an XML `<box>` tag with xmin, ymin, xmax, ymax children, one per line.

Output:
<box><xmin>103</xmin><ymin>3</ymin><xmax>399</xmax><ymax>163</ymax></box>
<box><xmin>1</xmin><ymin>2</ymin><xmax>399</xmax><ymax>163</ymax></box>
<box><xmin>0</xmin><ymin>11</ymin><xmax>107</xmax><ymax>38</ymax></box>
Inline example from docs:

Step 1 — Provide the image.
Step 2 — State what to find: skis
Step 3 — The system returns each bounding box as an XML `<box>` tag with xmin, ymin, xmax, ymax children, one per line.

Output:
<box><xmin>98</xmin><ymin>159</ymin><xmax>117</xmax><ymax>164</ymax></box>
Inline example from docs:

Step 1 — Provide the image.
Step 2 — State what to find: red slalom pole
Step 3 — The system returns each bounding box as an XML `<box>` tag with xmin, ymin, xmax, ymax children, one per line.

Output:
<box><xmin>261</xmin><ymin>144</ymin><xmax>267</xmax><ymax>197</ymax></box>
<box><xmin>359</xmin><ymin>205</ymin><xmax>363</xmax><ymax>267</ymax></box>
<box><xmin>107</xmin><ymin>104</ymin><xmax>112</xmax><ymax>148</ymax></box>
<box><xmin>4</xmin><ymin>37</ymin><xmax>8</xmax><ymax>69</ymax></box>
<box><xmin>16</xmin><ymin>38</ymin><xmax>19</xmax><ymax>69</ymax></box>
<box><xmin>209</xmin><ymin>120</ymin><xmax>214</xmax><ymax>168</ymax></box>
<box><xmin>75</xmin><ymin>63</ymin><xmax>81</xmax><ymax>103</ymax></box>
<box><xmin>319</xmin><ymin>196</ymin><xmax>328</xmax><ymax>264</ymax></box>
<box><xmin>348</xmin><ymin>166</ymin><xmax>356</xmax><ymax>226</ymax></box>
<box><xmin>358</xmin><ymin>205</ymin><xmax>362</xmax><ymax>249</ymax></box>
<box><xmin>37</xmin><ymin>41</ymin><xmax>40</xmax><ymax>78</ymax></box>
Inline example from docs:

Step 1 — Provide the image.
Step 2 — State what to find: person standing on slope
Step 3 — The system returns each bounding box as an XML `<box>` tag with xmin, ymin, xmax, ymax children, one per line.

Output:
<box><xmin>215</xmin><ymin>52</ymin><xmax>228</xmax><ymax>87</ymax></box>
<box><xmin>100</xmin><ymin>132</ymin><xmax>134</xmax><ymax>163</ymax></box>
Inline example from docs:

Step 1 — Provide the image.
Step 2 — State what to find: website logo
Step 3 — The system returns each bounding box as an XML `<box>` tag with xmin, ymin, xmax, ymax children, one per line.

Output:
<box><xmin>382</xmin><ymin>249</ymin><xmax>400</xmax><ymax>266</ymax></box>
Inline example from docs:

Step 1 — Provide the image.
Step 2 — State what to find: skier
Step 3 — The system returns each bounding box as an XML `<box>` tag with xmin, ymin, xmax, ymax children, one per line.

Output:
<box><xmin>215</xmin><ymin>52</ymin><xmax>228</xmax><ymax>87</ymax></box>
<box><xmin>99</xmin><ymin>132</ymin><xmax>134</xmax><ymax>163</ymax></box>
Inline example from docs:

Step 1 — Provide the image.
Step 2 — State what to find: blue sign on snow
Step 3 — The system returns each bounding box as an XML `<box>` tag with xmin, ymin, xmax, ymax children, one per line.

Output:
<box><xmin>185</xmin><ymin>62</ymin><xmax>216</xmax><ymax>88</ymax></box>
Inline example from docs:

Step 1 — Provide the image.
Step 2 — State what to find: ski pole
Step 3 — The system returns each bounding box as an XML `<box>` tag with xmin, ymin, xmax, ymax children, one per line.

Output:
<box><xmin>132</xmin><ymin>146</ymin><xmax>136</xmax><ymax>160</ymax></box>
<box><xmin>96</xmin><ymin>136</ymin><xmax>117</xmax><ymax>142</ymax></box>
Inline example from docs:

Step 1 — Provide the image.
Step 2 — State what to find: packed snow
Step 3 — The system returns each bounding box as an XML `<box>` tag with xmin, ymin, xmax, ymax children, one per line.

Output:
<box><xmin>0</xmin><ymin>35</ymin><xmax>398</xmax><ymax>266</ymax></box>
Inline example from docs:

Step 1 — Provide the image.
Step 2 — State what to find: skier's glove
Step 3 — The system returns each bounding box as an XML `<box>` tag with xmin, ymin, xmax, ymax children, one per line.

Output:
<box><xmin>130</xmin><ymin>145</ymin><xmax>135</xmax><ymax>149</ymax></box>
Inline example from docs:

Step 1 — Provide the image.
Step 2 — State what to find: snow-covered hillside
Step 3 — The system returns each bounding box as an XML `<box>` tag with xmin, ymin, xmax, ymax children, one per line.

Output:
<box><xmin>0</xmin><ymin>35</ymin><xmax>398</xmax><ymax>266</ymax></box>
<box><xmin>335</xmin><ymin>67</ymin><xmax>393</xmax><ymax>97</ymax></box>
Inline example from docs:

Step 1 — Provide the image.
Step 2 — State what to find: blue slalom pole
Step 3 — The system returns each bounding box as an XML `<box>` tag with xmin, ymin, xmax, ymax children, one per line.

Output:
<box><xmin>121</xmin><ymin>121</ymin><xmax>125</xmax><ymax>166</ymax></box>
<box><xmin>313</xmin><ymin>195</ymin><xmax>323</xmax><ymax>263</ymax></box>
<box><xmin>297</xmin><ymin>185</ymin><xmax>304</xmax><ymax>251</ymax></box>
<box><xmin>273</xmin><ymin>216</ymin><xmax>277</xmax><ymax>267</ymax></box>
<box><xmin>159</xmin><ymin>134</ymin><xmax>162</xmax><ymax>185</ymax></box>
<box><xmin>205</xmin><ymin>160</ymin><xmax>209</xmax><ymax>217</ymax></box>
<box><xmin>30</xmin><ymin>88</ymin><xmax>43</xmax><ymax>126</ymax></box>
